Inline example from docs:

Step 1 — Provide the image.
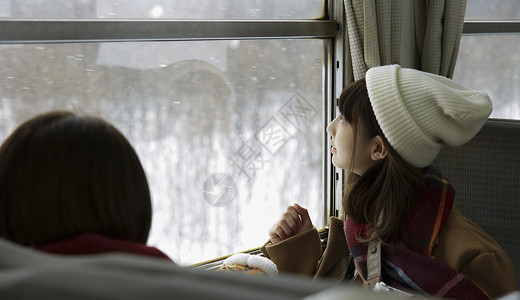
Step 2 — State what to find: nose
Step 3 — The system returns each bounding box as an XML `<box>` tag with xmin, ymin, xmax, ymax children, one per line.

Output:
<box><xmin>327</xmin><ymin>117</ymin><xmax>337</xmax><ymax>136</ymax></box>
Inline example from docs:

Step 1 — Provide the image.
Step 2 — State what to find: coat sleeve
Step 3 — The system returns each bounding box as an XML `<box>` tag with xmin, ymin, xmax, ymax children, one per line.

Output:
<box><xmin>314</xmin><ymin>217</ymin><xmax>350</xmax><ymax>279</ymax></box>
<box><xmin>433</xmin><ymin>208</ymin><xmax>517</xmax><ymax>299</ymax></box>
<box><xmin>459</xmin><ymin>251</ymin><xmax>516</xmax><ymax>299</ymax></box>
<box><xmin>261</xmin><ymin>227</ymin><xmax>322</xmax><ymax>275</ymax></box>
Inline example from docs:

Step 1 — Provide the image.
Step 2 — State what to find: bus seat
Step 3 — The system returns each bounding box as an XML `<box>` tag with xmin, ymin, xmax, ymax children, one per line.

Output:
<box><xmin>0</xmin><ymin>236</ymin><xmax>407</xmax><ymax>300</ymax></box>
<box><xmin>433</xmin><ymin>119</ymin><xmax>520</xmax><ymax>289</ymax></box>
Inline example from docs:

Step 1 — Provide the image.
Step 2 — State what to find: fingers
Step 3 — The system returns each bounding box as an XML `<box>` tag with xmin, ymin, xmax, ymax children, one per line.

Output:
<box><xmin>268</xmin><ymin>207</ymin><xmax>300</xmax><ymax>244</ymax></box>
<box><xmin>293</xmin><ymin>203</ymin><xmax>313</xmax><ymax>232</ymax></box>
<box><xmin>268</xmin><ymin>219</ymin><xmax>294</xmax><ymax>243</ymax></box>
<box><xmin>268</xmin><ymin>225</ymin><xmax>284</xmax><ymax>244</ymax></box>
<box><xmin>293</xmin><ymin>203</ymin><xmax>307</xmax><ymax>216</ymax></box>
<box><xmin>268</xmin><ymin>204</ymin><xmax>314</xmax><ymax>245</ymax></box>
<box><xmin>284</xmin><ymin>206</ymin><xmax>302</xmax><ymax>229</ymax></box>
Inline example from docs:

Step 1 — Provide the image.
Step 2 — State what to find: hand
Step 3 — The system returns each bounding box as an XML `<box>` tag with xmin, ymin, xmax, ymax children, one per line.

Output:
<box><xmin>268</xmin><ymin>203</ymin><xmax>314</xmax><ymax>245</ymax></box>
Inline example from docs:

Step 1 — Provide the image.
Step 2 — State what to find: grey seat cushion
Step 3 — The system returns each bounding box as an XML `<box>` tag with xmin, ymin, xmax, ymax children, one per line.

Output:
<box><xmin>433</xmin><ymin>119</ymin><xmax>520</xmax><ymax>289</ymax></box>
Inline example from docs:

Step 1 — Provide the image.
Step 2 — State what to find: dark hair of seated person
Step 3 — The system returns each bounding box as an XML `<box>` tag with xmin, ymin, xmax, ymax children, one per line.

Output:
<box><xmin>0</xmin><ymin>111</ymin><xmax>152</xmax><ymax>246</ymax></box>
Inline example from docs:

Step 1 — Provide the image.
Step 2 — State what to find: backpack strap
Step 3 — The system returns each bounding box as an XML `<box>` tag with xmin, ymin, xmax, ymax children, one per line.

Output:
<box><xmin>352</xmin><ymin>238</ymin><xmax>381</xmax><ymax>288</ymax></box>
<box><xmin>365</xmin><ymin>238</ymin><xmax>382</xmax><ymax>287</ymax></box>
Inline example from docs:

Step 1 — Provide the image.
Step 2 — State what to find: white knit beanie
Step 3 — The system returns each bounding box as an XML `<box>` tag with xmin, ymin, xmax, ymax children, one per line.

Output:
<box><xmin>365</xmin><ymin>65</ymin><xmax>492</xmax><ymax>168</ymax></box>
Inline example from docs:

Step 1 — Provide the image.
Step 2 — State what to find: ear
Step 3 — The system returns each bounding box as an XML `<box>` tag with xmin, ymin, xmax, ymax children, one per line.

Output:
<box><xmin>370</xmin><ymin>135</ymin><xmax>388</xmax><ymax>161</ymax></box>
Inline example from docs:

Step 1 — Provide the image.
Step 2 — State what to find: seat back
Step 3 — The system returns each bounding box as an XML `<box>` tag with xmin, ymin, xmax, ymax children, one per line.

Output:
<box><xmin>433</xmin><ymin>119</ymin><xmax>520</xmax><ymax>289</ymax></box>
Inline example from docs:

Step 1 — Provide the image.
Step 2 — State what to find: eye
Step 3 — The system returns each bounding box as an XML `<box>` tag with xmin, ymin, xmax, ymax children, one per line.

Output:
<box><xmin>339</xmin><ymin>115</ymin><xmax>344</xmax><ymax>123</ymax></box>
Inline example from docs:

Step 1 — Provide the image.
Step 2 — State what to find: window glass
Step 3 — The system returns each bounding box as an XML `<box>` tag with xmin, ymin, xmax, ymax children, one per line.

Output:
<box><xmin>453</xmin><ymin>35</ymin><xmax>520</xmax><ymax>119</ymax></box>
<box><xmin>0</xmin><ymin>39</ymin><xmax>325</xmax><ymax>265</ymax></box>
<box><xmin>0</xmin><ymin>0</ymin><xmax>325</xmax><ymax>19</ymax></box>
<box><xmin>465</xmin><ymin>0</ymin><xmax>520</xmax><ymax>20</ymax></box>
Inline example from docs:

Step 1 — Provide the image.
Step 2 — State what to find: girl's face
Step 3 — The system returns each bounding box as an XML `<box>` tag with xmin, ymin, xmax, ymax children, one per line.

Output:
<box><xmin>326</xmin><ymin>115</ymin><xmax>376</xmax><ymax>175</ymax></box>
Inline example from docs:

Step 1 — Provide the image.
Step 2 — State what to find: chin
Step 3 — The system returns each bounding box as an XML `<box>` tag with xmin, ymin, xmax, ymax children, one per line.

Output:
<box><xmin>331</xmin><ymin>159</ymin><xmax>347</xmax><ymax>170</ymax></box>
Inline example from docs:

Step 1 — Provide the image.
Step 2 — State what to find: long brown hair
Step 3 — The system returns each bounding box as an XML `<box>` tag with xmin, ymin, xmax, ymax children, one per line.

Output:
<box><xmin>339</xmin><ymin>79</ymin><xmax>425</xmax><ymax>243</ymax></box>
<box><xmin>0</xmin><ymin>111</ymin><xmax>152</xmax><ymax>245</ymax></box>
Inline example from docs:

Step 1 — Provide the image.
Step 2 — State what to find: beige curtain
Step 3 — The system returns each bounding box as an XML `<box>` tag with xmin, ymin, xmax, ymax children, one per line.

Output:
<box><xmin>343</xmin><ymin>0</ymin><xmax>467</xmax><ymax>81</ymax></box>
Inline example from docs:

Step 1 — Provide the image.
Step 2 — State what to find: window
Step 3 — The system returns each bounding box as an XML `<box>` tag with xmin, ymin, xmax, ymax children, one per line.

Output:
<box><xmin>0</xmin><ymin>1</ymin><xmax>337</xmax><ymax>265</ymax></box>
<box><xmin>465</xmin><ymin>0</ymin><xmax>519</xmax><ymax>20</ymax></box>
<box><xmin>453</xmin><ymin>0</ymin><xmax>520</xmax><ymax>120</ymax></box>
<box><xmin>454</xmin><ymin>35</ymin><xmax>520</xmax><ymax>119</ymax></box>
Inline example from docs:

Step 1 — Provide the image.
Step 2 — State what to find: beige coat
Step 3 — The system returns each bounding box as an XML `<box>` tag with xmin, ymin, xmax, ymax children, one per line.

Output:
<box><xmin>262</xmin><ymin>208</ymin><xmax>516</xmax><ymax>299</ymax></box>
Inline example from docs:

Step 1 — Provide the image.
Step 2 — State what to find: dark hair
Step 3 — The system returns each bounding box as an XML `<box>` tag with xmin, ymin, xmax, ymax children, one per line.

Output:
<box><xmin>0</xmin><ymin>111</ymin><xmax>152</xmax><ymax>245</ymax></box>
<box><xmin>339</xmin><ymin>79</ymin><xmax>425</xmax><ymax>243</ymax></box>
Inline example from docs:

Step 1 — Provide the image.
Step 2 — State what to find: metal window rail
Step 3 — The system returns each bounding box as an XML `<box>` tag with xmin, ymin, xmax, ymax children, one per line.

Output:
<box><xmin>0</xmin><ymin>19</ymin><xmax>337</xmax><ymax>44</ymax></box>
<box><xmin>462</xmin><ymin>20</ymin><xmax>520</xmax><ymax>35</ymax></box>
<box><xmin>1</xmin><ymin>18</ymin><xmax>519</xmax><ymax>43</ymax></box>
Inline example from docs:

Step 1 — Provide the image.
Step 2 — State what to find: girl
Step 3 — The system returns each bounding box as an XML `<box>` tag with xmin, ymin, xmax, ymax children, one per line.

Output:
<box><xmin>263</xmin><ymin>65</ymin><xmax>515</xmax><ymax>299</ymax></box>
<box><xmin>0</xmin><ymin>111</ymin><xmax>172</xmax><ymax>261</ymax></box>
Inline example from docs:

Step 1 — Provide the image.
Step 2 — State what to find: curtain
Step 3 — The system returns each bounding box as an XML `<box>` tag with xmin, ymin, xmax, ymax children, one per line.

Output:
<box><xmin>343</xmin><ymin>0</ymin><xmax>467</xmax><ymax>81</ymax></box>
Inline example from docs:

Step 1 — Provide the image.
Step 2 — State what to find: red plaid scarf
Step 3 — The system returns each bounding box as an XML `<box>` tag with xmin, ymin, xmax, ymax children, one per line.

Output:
<box><xmin>345</xmin><ymin>166</ymin><xmax>489</xmax><ymax>299</ymax></box>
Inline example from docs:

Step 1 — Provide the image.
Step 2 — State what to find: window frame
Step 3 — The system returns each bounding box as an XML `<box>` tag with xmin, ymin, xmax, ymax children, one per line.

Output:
<box><xmin>0</xmin><ymin>19</ymin><xmax>337</xmax><ymax>43</ymax></box>
<box><xmin>460</xmin><ymin>20</ymin><xmax>520</xmax><ymax>120</ymax></box>
<box><xmin>0</xmin><ymin>0</ymin><xmax>342</xmax><ymax>266</ymax></box>
<box><xmin>462</xmin><ymin>20</ymin><xmax>520</xmax><ymax>35</ymax></box>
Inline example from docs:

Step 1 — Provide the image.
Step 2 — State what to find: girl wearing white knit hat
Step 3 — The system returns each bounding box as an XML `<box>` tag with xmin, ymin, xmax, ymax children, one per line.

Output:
<box><xmin>263</xmin><ymin>65</ymin><xmax>516</xmax><ymax>299</ymax></box>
